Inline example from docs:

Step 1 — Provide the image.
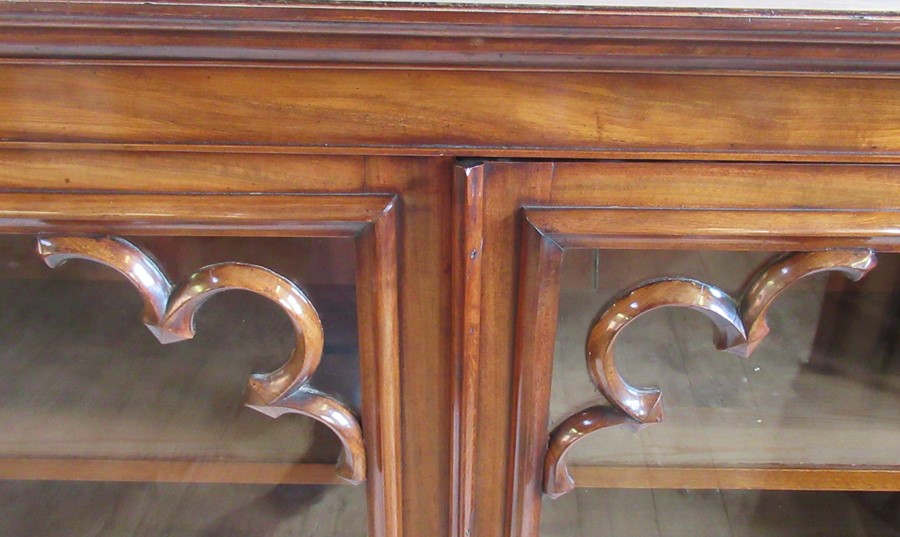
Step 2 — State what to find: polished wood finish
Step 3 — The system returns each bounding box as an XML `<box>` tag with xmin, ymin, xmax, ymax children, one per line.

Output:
<box><xmin>451</xmin><ymin>164</ymin><xmax>485</xmax><ymax>537</ymax></box>
<box><xmin>0</xmin><ymin>459</ymin><xmax>345</xmax><ymax>485</ymax></box>
<box><xmin>0</xmin><ymin>152</ymin><xmax>455</xmax><ymax>535</ymax></box>
<box><xmin>0</xmin><ymin>193</ymin><xmax>390</xmax><ymax>236</ymax></box>
<box><xmin>738</xmin><ymin>250</ymin><xmax>878</xmax><ymax>355</ymax></box>
<box><xmin>474</xmin><ymin>162</ymin><xmax>554</xmax><ymax>537</ymax></box>
<box><xmin>362</xmin><ymin>157</ymin><xmax>454</xmax><ymax>537</ymax></box>
<box><xmin>568</xmin><ymin>466</ymin><xmax>900</xmax><ymax>492</ymax></box>
<box><xmin>545</xmin><ymin>162</ymin><xmax>900</xmax><ymax>209</ymax></box>
<box><xmin>37</xmin><ymin>236</ymin><xmax>173</xmax><ymax>328</ymax></box>
<box><xmin>509</xmin><ymin>218</ymin><xmax>564</xmax><ymax>537</ymax></box>
<box><xmin>1</xmin><ymin>1</ymin><xmax>899</xmax><ymax>74</ymax></box>
<box><xmin>355</xmin><ymin>199</ymin><xmax>403</xmax><ymax>537</ymax></box>
<box><xmin>526</xmin><ymin>208</ymin><xmax>900</xmax><ymax>250</ymax></box>
<box><xmin>586</xmin><ymin>278</ymin><xmax>744</xmax><ymax>419</ymax></box>
<box><xmin>2</xmin><ymin>66</ymin><xmax>899</xmax><ymax>161</ymax></box>
<box><xmin>544</xmin><ymin>407</ymin><xmax>635</xmax><ymax>499</ymax></box>
<box><xmin>0</xmin><ymin>154</ymin><xmax>454</xmax><ymax>537</ymax></box>
<box><xmin>1</xmin><ymin>4</ymin><xmax>899</xmax><ymax>535</ymax></box>
<box><xmin>0</xmin><ymin>150</ymin><xmax>371</xmax><ymax>192</ymax></box>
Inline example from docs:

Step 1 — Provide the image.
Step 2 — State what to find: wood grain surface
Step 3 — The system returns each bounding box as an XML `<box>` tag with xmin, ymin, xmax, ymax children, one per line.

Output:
<box><xmin>1</xmin><ymin>2</ymin><xmax>899</xmax><ymax>533</ymax></box>
<box><xmin>1</xmin><ymin>67</ymin><xmax>899</xmax><ymax>161</ymax></box>
<box><xmin>1</xmin><ymin>1</ymin><xmax>900</xmax><ymax>73</ymax></box>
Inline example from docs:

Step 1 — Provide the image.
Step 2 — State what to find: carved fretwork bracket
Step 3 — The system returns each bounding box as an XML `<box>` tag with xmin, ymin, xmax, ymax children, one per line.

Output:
<box><xmin>543</xmin><ymin>249</ymin><xmax>877</xmax><ymax>498</ymax></box>
<box><xmin>36</xmin><ymin>235</ymin><xmax>366</xmax><ymax>484</ymax></box>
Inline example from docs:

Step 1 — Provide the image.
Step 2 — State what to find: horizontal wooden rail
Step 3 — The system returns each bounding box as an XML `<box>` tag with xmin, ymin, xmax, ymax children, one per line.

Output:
<box><xmin>569</xmin><ymin>466</ymin><xmax>900</xmax><ymax>492</ymax></box>
<box><xmin>0</xmin><ymin>458</ymin><xmax>346</xmax><ymax>485</ymax></box>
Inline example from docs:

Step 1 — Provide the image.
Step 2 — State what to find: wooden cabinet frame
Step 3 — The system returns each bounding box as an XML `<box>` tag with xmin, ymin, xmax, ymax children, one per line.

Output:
<box><xmin>0</xmin><ymin>3</ymin><xmax>899</xmax><ymax>533</ymax></box>
<box><xmin>0</xmin><ymin>191</ymin><xmax>403</xmax><ymax>537</ymax></box>
<box><xmin>451</xmin><ymin>160</ymin><xmax>900</xmax><ymax>537</ymax></box>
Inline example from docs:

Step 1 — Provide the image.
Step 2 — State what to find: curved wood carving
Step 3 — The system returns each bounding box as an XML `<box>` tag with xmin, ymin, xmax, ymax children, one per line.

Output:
<box><xmin>733</xmin><ymin>250</ymin><xmax>877</xmax><ymax>356</ymax></box>
<box><xmin>38</xmin><ymin>236</ymin><xmax>173</xmax><ymax>328</ymax></box>
<box><xmin>544</xmin><ymin>249</ymin><xmax>877</xmax><ymax>497</ymax></box>
<box><xmin>544</xmin><ymin>405</ymin><xmax>636</xmax><ymax>498</ymax></box>
<box><xmin>585</xmin><ymin>278</ymin><xmax>745</xmax><ymax>422</ymax></box>
<box><xmin>36</xmin><ymin>235</ymin><xmax>365</xmax><ymax>483</ymax></box>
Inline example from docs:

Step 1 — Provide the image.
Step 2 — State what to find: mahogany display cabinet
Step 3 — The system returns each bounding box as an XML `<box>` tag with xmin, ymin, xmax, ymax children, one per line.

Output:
<box><xmin>0</xmin><ymin>2</ymin><xmax>898</xmax><ymax>536</ymax></box>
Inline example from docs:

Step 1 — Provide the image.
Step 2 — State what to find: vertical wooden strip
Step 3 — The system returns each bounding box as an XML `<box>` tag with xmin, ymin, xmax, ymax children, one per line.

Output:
<box><xmin>508</xmin><ymin>219</ymin><xmax>564</xmax><ymax>537</ymax></box>
<box><xmin>451</xmin><ymin>164</ymin><xmax>486</xmax><ymax>537</ymax></box>
<box><xmin>356</xmin><ymin>200</ymin><xmax>403</xmax><ymax>537</ymax></box>
<box><xmin>470</xmin><ymin>161</ymin><xmax>554</xmax><ymax>537</ymax></box>
<box><xmin>365</xmin><ymin>156</ymin><xmax>454</xmax><ymax>537</ymax></box>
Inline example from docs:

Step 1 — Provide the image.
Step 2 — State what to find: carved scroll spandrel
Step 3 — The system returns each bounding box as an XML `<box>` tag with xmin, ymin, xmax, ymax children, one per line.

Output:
<box><xmin>586</xmin><ymin>278</ymin><xmax>746</xmax><ymax>423</ymax></box>
<box><xmin>544</xmin><ymin>249</ymin><xmax>877</xmax><ymax>497</ymax></box>
<box><xmin>36</xmin><ymin>235</ymin><xmax>365</xmax><ymax>483</ymax></box>
<box><xmin>733</xmin><ymin>249</ymin><xmax>877</xmax><ymax>356</ymax></box>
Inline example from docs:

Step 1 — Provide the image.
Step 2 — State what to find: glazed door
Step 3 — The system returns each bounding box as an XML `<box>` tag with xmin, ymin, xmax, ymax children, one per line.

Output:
<box><xmin>457</xmin><ymin>161</ymin><xmax>900</xmax><ymax>537</ymax></box>
<box><xmin>0</xmin><ymin>153</ymin><xmax>454</xmax><ymax>537</ymax></box>
<box><xmin>538</xmin><ymin>245</ymin><xmax>899</xmax><ymax>537</ymax></box>
<box><xmin>0</xmin><ymin>191</ymin><xmax>401</xmax><ymax>537</ymax></box>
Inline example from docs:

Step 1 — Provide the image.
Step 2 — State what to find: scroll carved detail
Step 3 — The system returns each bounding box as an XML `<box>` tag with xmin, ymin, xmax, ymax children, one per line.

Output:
<box><xmin>36</xmin><ymin>236</ymin><xmax>365</xmax><ymax>483</ymax></box>
<box><xmin>544</xmin><ymin>249</ymin><xmax>877</xmax><ymax>498</ymax></box>
<box><xmin>735</xmin><ymin>250</ymin><xmax>877</xmax><ymax>356</ymax></box>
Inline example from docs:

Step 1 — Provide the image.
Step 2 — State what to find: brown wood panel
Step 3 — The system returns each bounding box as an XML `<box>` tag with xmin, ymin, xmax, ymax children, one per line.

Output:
<box><xmin>0</xmin><ymin>459</ymin><xmax>344</xmax><ymax>485</ymax></box>
<box><xmin>0</xmin><ymin>155</ymin><xmax>453</xmax><ymax>537</ymax></box>
<box><xmin>473</xmin><ymin>161</ymin><xmax>554</xmax><ymax>537</ymax></box>
<box><xmin>364</xmin><ymin>157</ymin><xmax>454</xmax><ymax>537</ymax></box>
<box><xmin>4</xmin><ymin>1</ymin><xmax>900</xmax><ymax>34</ymax></box>
<box><xmin>569</xmin><ymin>466</ymin><xmax>900</xmax><ymax>491</ymax></box>
<box><xmin>0</xmin><ymin>150</ymin><xmax>366</xmax><ymax>192</ymax></box>
<box><xmin>451</xmin><ymin>165</ymin><xmax>485</xmax><ymax>537</ymax></box>
<box><xmin>356</xmin><ymin>202</ymin><xmax>403</xmax><ymax>537</ymax></box>
<box><xmin>547</xmin><ymin>162</ymin><xmax>900</xmax><ymax>209</ymax></box>
<box><xmin>2</xmin><ymin>2</ymin><xmax>900</xmax><ymax>73</ymax></box>
<box><xmin>0</xmin><ymin>192</ymin><xmax>389</xmax><ymax>236</ymax></box>
<box><xmin>2</xmin><ymin>66</ymin><xmax>899</xmax><ymax>160</ymax></box>
<box><xmin>526</xmin><ymin>208</ymin><xmax>900</xmax><ymax>250</ymax></box>
<box><xmin>510</xmin><ymin>220</ymin><xmax>565</xmax><ymax>537</ymax></box>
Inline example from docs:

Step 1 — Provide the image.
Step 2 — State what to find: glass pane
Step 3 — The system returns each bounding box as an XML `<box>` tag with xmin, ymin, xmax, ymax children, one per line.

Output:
<box><xmin>0</xmin><ymin>233</ymin><xmax>359</xmax><ymax>464</ymax></box>
<box><xmin>0</xmin><ymin>481</ymin><xmax>366</xmax><ymax>537</ymax></box>
<box><xmin>551</xmin><ymin>249</ymin><xmax>900</xmax><ymax>469</ymax></box>
<box><xmin>545</xmin><ymin>249</ymin><xmax>899</xmax><ymax>536</ymax></box>
<box><xmin>543</xmin><ymin>489</ymin><xmax>900</xmax><ymax>537</ymax></box>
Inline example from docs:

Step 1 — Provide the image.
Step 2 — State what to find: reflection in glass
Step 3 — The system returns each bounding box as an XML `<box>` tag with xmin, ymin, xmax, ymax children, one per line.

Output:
<box><xmin>544</xmin><ymin>249</ymin><xmax>899</xmax><ymax>536</ymax></box>
<box><xmin>0</xmin><ymin>481</ymin><xmax>366</xmax><ymax>537</ymax></box>
<box><xmin>0</xmin><ymin>234</ymin><xmax>367</xmax><ymax>535</ymax></box>
<box><xmin>551</xmin><ymin>250</ymin><xmax>899</xmax><ymax>469</ymax></box>
<box><xmin>0</xmin><ymin>235</ymin><xmax>360</xmax><ymax>463</ymax></box>
<box><xmin>543</xmin><ymin>489</ymin><xmax>900</xmax><ymax>537</ymax></box>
